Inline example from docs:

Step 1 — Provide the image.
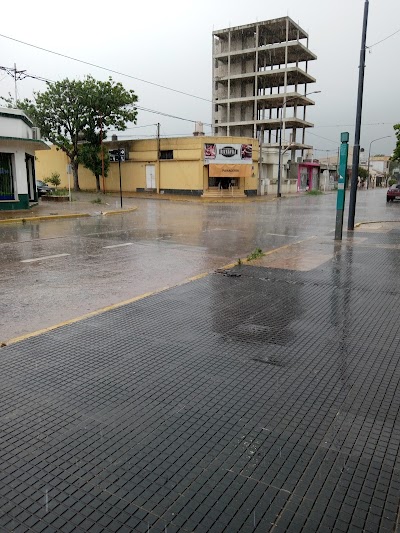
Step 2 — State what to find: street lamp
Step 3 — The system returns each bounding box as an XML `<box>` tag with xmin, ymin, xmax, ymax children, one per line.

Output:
<box><xmin>277</xmin><ymin>90</ymin><xmax>321</xmax><ymax>198</ymax></box>
<box><xmin>367</xmin><ymin>136</ymin><xmax>391</xmax><ymax>188</ymax></box>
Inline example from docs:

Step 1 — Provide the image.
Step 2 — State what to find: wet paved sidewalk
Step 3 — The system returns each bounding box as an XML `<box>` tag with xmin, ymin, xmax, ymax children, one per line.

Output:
<box><xmin>0</xmin><ymin>225</ymin><xmax>399</xmax><ymax>532</ymax></box>
<box><xmin>0</xmin><ymin>193</ymin><xmax>139</xmax><ymax>221</ymax></box>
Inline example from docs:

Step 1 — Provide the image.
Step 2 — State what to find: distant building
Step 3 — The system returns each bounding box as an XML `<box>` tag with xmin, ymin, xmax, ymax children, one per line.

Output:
<box><xmin>0</xmin><ymin>107</ymin><xmax>49</xmax><ymax>210</ymax></box>
<box><xmin>367</xmin><ymin>155</ymin><xmax>390</xmax><ymax>176</ymax></box>
<box><xmin>212</xmin><ymin>17</ymin><xmax>317</xmax><ymax>191</ymax></box>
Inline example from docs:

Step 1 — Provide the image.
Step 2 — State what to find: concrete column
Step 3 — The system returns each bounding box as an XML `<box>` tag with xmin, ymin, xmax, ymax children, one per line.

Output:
<box><xmin>254</xmin><ymin>24</ymin><xmax>259</xmax><ymax>139</ymax></box>
<box><xmin>227</xmin><ymin>31</ymin><xmax>231</xmax><ymax>136</ymax></box>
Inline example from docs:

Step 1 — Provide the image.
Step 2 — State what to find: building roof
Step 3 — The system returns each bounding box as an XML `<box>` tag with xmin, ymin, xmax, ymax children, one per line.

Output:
<box><xmin>370</xmin><ymin>155</ymin><xmax>390</xmax><ymax>161</ymax></box>
<box><xmin>0</xmin><ymin>107</ymin><xmax>33</xmax><ymax>127</ymax></box>
<box><xmin>0</xmin><ymin>136</ymin><xmax>50</xmax><ymax>150</ymax></box>
<box><xmin>213</xmin><ymin>16</ymin><xmax>308</xmax><ymax>41</ymax></box>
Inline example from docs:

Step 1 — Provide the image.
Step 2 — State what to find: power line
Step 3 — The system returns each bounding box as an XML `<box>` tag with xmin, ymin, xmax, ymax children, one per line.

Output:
<box><xmin>0</xmin><ymin>65</ymin><xmax>210</xmax><ymax>127</ymax></box>
<box><xmin>306</xmin><ymin>130</ymin><xmax>339</xmax><ymax>145</ymax></box>
<box><xmin>136</xmin><ymin>105</ymin><xmax>212</xmax><ymax>126</ymax></box>
<box><xmin>314</xmin><ymin>122</ymin><xmax>393</xmax><ymax>128</ymax></box>
<box><xmin>0</xmin><ymin>33</ymin><xmax>211</xmax><ymax>103</ymax></box>
<box><xmin>367</xmin><ymin>28</ymin><xmax>400</xmax><ymax>49</ymax></box>
<box><xmin>109</xmin><ymin>123</ymin><xmax>158</xmax><ymax>131</ymax></box>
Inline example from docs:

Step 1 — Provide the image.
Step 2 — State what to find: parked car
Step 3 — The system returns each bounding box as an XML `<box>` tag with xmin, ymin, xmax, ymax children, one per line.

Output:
<box><xmin>386</xmin><ymin>183</ymin><xmax>400</xmax><ymax>202</ymax></box>
<box><xmin>36</xmin><ymin>180</ymin><xmax>54</xmax><ymax>197</ymax></box>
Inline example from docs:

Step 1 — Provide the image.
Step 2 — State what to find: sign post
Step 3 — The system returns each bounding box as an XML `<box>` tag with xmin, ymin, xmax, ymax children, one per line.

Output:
<box><xmin>118</xmin><ymin>149</ymin><xmax>123</xmax><ymax>209</ymax></box>
<box><xmin>66</xmin><ymin>164</ymin><xmax>72</xmax><ymax>202</ymax></box>
<box><xmin>109</xmin><ymin>149</ymin><xmax>124</xmax><ymax>208</ymax></box>
<box><xmin>335</xmin><ymin>132</ymin><xmax>349</xmax><ymax>241</ymax></box>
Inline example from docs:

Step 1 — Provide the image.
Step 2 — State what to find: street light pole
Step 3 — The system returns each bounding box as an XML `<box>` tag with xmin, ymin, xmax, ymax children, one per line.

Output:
<box><xmin>277</xmin><ymin>115</ymin><xmax>283</xmax><ymax>197</ymax></box>
<box><xmin>348</xmin><ymin>0</ymin><xmax>369</xmax><ymax>230</ymax></box>
<box><xmin>276</xmin><ymin>90</ymin><xmax>321</xmax><ymax>198</ymax></box>
<box><xmin>367</xmin><ymin>136</ymin><xmax>391</xmax><ymax>188</ymax></box>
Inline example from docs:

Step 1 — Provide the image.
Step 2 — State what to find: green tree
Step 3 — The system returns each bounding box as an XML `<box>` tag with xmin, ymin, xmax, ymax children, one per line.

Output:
<box><xmin>391</xmin><ymin>124</ymin><xmax>400</xmax><ymax>162</ymax></box>
<box><xmin>79</xmin><ymin>141</ymin><xmax>110</xmax><ymax>192</ymax></box>
<box><xmin>44</xmin><ymin>172</ymin><xmax>61</xmax><ymax>189</ymax></box>
<box><xmin>11</xmin><ymin>76</ymin><xmax>137</xmax><ymax>191</ymax></box>
<box><xmin>358</xmin><ymin>167</ymin><xmax>368</xmax><ymax>180</ymax></box>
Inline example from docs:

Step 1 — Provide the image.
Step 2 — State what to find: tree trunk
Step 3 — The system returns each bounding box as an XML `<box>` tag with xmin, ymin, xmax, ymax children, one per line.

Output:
<box><xmin>95</xmin><ymin>174</ymin><xmax>101</xmax><ymax>192</ymax></box>
<box><xmin>73</xmin><ymin>160</ymin><xmax>80</xmax><ymax>191</ymax></box>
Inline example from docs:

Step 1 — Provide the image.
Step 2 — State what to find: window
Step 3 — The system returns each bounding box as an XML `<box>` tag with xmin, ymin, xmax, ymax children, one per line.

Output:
<box><xmin>0</xmin><ymin>153</ymin><xmax>15</xmax><ymax>200</ymax></box>
<box><xmin>160</xmin><ymin>150</ymin><xmax>173</xmax><ymax>160</ymax></box>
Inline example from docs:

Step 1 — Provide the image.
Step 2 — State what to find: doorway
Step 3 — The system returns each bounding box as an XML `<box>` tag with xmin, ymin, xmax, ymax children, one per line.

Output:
<box><xmin>25</xmin><ymin>154</ymin><xmax>36</xmax><ymax>201</ymax></box>
<box><xmin>145</xmin><ymin>165</ymin><xmax>156</xmax><ymax>190</ymax></box>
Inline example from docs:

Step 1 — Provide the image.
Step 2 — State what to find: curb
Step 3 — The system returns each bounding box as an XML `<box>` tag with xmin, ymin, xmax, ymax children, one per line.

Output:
<box><xmin>217</xmin><ymin>236</ymin><xmax>318</xmax><ymax>270</ymax></box>
<box><xmin>102</xmin><ymin>207</ymin><xmax>138</xmax><ymax>215</ymax></box>
<box><xmin>1</xmin><ymin>239</ymin><xmax>312</xmax><ymax>347</ymax></box>
<box><xmin>2</xmin><ymin>271</ymin><xmax>210</xmax><ymax>347</ymax></box>
<box><xmin>0</xmin><ymin>213</ymin><xmax>91</xmax><ymax>224</ymax></box>
<box><xmin>0</xmin><ymin>206</ymin><xmax>138</xmax><ymax>225</ymax></box>
<box><xmin>355</xmin><ymin>220</ymin><xmax>400</xmax><ymax>228</ymax></box>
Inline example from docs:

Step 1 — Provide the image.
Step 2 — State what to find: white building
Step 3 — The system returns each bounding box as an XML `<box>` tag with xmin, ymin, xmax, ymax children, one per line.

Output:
<box><xmin>0</xmin><ymin>107</ymin><xmax>49</xmax><ymax>210</ymax></box>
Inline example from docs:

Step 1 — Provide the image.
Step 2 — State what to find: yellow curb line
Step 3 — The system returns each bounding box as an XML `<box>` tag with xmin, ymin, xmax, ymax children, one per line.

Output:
<box><xmin>2</xmin><ymin>272</ymin><xmax>210</xmax><ymax>347</ymax></box>
<box><xmin>218</xmin><ymin>236</ymin><xmax>317</xmax><ymax>270</ymax></box>
<box><xmin>355</xmin><ymin>220</ymin><xmax>400</xmax><ymax>228</ymax></box>
<box><xmin>102</xmin><ymin>207</ymin><xmax>137</xmax><ymax>215</ymax></box>
<box><xmin>1</xmin><ymin>237</ymin><xmax>315</xmax><ymax>347</ymax></box>
<box><xmin>0</xmin><ymin>213</ymin><xmax>91</xmax><ymax>224</ymax></box>
<box><xmin>0</xmin><ymin>206</ymin><xmax>138</xmax><ymax>225</ymax></box>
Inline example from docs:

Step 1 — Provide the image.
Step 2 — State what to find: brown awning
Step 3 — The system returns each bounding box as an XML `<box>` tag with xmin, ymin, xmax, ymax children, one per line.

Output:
<box><xmin>209</xmin><ymin>164</ymin><xmax>252</xmax><ymax>178</ymax></box>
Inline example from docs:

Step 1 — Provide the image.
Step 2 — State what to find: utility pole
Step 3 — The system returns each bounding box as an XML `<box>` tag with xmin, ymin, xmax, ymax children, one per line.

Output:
<box><xmin>348</xmin><ymin>0</ymin><xmax>369</xmax><ymax>230</ymax></box>
<box><xmin>277</xmin><ymin>119</ymin><xmax>283</xmax><ymax>197</ymax></box>
<box><xmin>118</xmin><ymin>148</ymin><xmax>123</xmax><ymax>209</ymax></box>
<box><xmin>156</xmin><ymin>123</ymin><xmax>160</xmax><ymax>194</ymax></box>
<box><xmin>99</xmin><ymin>118</ymin><xmax>105</xmax><ymax>194</ymax></box>
<box><xmin>14</xmin><ymin>63</ymin><xmax>18</xmax><ymax>105</ymax></box>
<box><xmin>326</xmin><ymin>151</ymin><xmax>330</xmax><ymax>192</ymax></box>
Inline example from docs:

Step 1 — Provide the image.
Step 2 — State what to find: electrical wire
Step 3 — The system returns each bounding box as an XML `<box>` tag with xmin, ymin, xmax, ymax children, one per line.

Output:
<box><xmin>0</xmin><ymin>65</ymin><xmax>210</xmax><ymax>127</ymax></box>
<box><xmin>367</xmin><ymin>28</ymin><xmax>400</xmax><ymax>49</ymax></box>
<box><xmin>135</xmin><ymin>105</ymin><xmax>212</xmax><ymax>126</ymax></box>
<box><xmin>306</xmin><ymin>131</ymin><xmax>339</xmax><ymax>145</ymax></box>
<box><xmin>314</xmin><ymin>122</ymin><xmax>393</xmax><ymax>128</ymax></box>
<box><xmin>0</xmin><ymin>33</ymin><xmax>211</xmax><ymax>103</ymax></box>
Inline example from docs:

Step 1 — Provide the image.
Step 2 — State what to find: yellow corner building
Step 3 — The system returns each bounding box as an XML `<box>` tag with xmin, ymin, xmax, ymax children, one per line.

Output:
<box><xmin>35</xmin><ymin>136</ymin><xmax>260</xmax><ymax>198</ymax></box>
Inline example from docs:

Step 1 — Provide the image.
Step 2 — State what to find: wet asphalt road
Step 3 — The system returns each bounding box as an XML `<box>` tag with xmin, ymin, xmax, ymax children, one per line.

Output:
<box><xmin>0</xmin><ymin>189</ymin><xmax>398</xmax><ymax>341</ymax></box>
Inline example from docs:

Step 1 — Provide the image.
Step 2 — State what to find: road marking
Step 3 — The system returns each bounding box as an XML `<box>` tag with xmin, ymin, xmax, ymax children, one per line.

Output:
<box><xmin>21</xmin><ymin>253</ymin><xmax>70</xmax><ymax>263</ymax></box>
<box><xmin>4</xmin><ymin>236</ymin><xmax>317</xmax><ymax>347</ymax></box>
<box><xmin>265</xmin><ymin>233</ymin><xmax>299</xmax><ymax>237</ymax></box>
<box><xmin>103</xmin><ymin>243</ymin><xmax>134</xmax><ymax>249</ymax></box>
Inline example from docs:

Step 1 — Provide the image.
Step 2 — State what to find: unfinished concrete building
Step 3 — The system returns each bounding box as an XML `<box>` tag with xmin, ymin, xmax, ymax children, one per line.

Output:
<box><xmin>212</xmin><ymin>17</ymin><xmax>317</xmax><ymax>189</ymax></box>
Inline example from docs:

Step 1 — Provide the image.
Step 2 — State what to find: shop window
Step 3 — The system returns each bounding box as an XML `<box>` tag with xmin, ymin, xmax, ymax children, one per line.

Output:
<box><xmin>0</xmin><ymin>153</ymin><xmax>15</xmax><ymax>200</ymax></box>
<box><xmin>160</xmin><ymin>150</ymin><xmax>173</xmax><ymax>160</ymax></box>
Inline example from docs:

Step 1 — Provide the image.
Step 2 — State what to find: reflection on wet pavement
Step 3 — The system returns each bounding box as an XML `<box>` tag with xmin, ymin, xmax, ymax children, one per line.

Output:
<box><xmin>0</xmin><ymin>222</ymin><xmax>399</xmax><ymax>531</ymax></box>
<box><xmin>0</xmin><ymin>189</ymin><xmax>398</xmax><ymax>341</ymax></box>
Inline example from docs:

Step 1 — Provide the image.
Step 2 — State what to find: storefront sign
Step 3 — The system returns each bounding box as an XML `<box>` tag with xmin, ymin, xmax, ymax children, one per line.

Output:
<box><xmin>208</xmin><ymin>164</ymin><xmax>251</xmax><ymax>178</ymax></box>
<box><xmin>205</xmin><ymin>143</ymin><xmax>252</xmax><ymax>165</ymax></box>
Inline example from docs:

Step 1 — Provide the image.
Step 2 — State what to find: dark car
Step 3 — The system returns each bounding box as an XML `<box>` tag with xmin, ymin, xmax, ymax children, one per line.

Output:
<box><xmin>36</xmin><ymin>180</ymin><xmax>54</xmax><ymax>197</ymax></box>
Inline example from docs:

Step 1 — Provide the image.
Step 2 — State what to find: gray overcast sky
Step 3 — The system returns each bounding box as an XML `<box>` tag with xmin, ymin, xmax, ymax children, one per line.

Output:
<box><xmin>1</xmin><ymin>0</ymin><xmax>399</xmax><ymax>155</ymax></box>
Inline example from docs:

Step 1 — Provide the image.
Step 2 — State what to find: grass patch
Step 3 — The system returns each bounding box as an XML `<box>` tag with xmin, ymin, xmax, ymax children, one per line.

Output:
<box><xmin>91</xmin><ymin>198</ymin><xmax>103</xmax><ymax>204</ymax></box>
<box><xmin>247</xmin><ymin>248</ymin><xmax>264</xmax><ymax>261</ymax></box>
<box><xmin>306</xmin><ymin>189</ymin><xmax>323</xmax><ymax>195</ymax></box>
<box><xmin>50</xmin><ymin>189</ymin><xmax>69</xmax><ymax>197</ymax></box>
